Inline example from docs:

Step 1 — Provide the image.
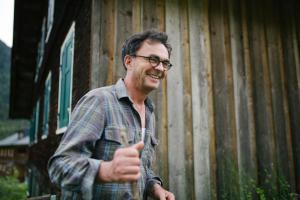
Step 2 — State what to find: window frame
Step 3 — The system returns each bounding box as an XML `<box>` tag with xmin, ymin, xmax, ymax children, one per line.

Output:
<box><xmin>56</xmin><ymin>22</ymin><xmax>75</xmax><ymax>134</ymax></box>
<box><xmin>30</xmin><ymin>100</ymin><xmax>40</xmax><ymax>145</ymax></box>
<box><xmin>46</xmin><ymin>0</ymin><xmax>55</xmax><ymax>42</ymax></box>
<box><xmin>42</xmin><ymin>72</ymin><xmax>52</xmax><ymax>139</ymax></box>
<box><xmin>35</xmin><ymin>17</ymin><xmax>46</xmax><ymax>82</ymax></box>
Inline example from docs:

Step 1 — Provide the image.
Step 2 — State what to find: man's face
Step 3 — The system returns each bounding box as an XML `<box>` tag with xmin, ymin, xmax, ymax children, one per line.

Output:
<box><xmin>128</xmin><ymin>40</ymin><xmax>169</xmax><ymax>93</ymax></box>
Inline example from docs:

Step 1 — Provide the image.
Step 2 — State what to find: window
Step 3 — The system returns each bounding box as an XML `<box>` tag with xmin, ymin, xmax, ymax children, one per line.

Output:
<box><xmin>35</xmin><ymin>18</ymin><xmax>46</xmax><ymax>82</ymax></box>
<box><xmin>30</xmin><ymin>100</ymin><xmax>40</xmax><ymax>144</ymax></box>
<box><xmin>46</xmin><ymin>0</ymin><xmax>55</xmax><ymax>41</ymax></box>
<box><xmin>56</xmin><ymin>23</ymin><xmax>75</xmax><ymax>134</ymax></box>
<box><xmin>42</xmin><ymin>72</ymin><xmax>51</xmax><ymax>139</ymax></box>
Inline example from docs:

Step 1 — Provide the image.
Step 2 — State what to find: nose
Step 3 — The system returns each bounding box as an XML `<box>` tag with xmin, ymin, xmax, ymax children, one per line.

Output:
<box><xmin>154</xmin><ymin>62</ymin><xmax>165</xmax><ymax>71</ymax></box>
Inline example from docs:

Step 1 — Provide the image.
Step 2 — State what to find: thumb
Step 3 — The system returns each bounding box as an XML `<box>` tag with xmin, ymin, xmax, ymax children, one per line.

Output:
<box><xmin>132</xmin><ymin>141</ymin><xmax>144</xmax><ymax>151</ymax></box>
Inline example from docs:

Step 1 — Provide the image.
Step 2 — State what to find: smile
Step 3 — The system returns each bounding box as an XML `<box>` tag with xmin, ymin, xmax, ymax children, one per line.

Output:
<box><xmin>148</xmin><ymin>74</ymin><xmax>161</xmax><ymax>79</ymax></box>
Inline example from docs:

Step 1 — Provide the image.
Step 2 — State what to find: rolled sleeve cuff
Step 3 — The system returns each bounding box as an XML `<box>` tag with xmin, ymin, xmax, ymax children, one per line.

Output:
<box><xmin>81</xmin><ymin>158</ymin><xmax>101</xmax><ymax>200</ymax></box>
<box><xmin>145</xmin><ymin>177</ymin><xmax>163</xmax><ymax>196</ymax></box>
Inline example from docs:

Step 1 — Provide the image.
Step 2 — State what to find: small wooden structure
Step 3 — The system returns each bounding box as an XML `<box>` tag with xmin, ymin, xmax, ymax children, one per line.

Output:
<box><xmin>0</xmin><ymin>131</ymin><xmax>29</xmax><ymax>181</ymax></box>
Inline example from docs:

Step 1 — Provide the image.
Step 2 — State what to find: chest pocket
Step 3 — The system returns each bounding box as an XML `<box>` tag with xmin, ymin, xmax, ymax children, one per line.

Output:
<box><xmin>96</xmin><ymin>127</ymin><xmax>134</xmax><ymax>161</ymax></box>
<box><xmin>142</xmin><ymin>132</ymin><xmax>158</xmax><ymax>164</ymax></box>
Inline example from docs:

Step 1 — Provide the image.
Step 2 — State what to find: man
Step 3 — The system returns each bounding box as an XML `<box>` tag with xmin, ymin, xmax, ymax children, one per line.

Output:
<box><xmin>48</xmin><ymin>30</ymin><xmax>175</xmax><ymax>200</ymax></box>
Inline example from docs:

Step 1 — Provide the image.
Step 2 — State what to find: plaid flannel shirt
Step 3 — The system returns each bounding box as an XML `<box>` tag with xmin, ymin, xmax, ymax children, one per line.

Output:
<box><xmin>48</xmin><ymin>79</ymin><xmax>162</xmax><ymax>200</ymax></box>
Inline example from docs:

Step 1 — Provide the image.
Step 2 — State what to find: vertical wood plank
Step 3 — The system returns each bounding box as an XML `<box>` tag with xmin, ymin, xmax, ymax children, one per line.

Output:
<box><xmin>141</xmin><ymin>0</ymin><xmax>170</xmax><ymax>190</ymax></box>
<box><xmin>209</xmin><ymin>0</ymin><xmax>239</xmax><ymax>198</ymax></box>
<box><xmin>291</xmin><ymin>1</ymin><xmax>300</xmax><ymax>102</ymax></box>
<box><xmin>142</xmin><ymin>0</ymin><xmax>160</xmax><ymax>30</ymax></box>
<box><xmin>90</xmin><ymin>0</ymin><xmax>101</xmax><ymax>89</ymax></box>
<box><xmin>98</xmin><ymin>0</ymin><xmax>116</xmax><ymax>86</ymax></box>
<box><xmin>166</xmin><ymin>0</ymin><xmax>187</xmax><ymax>199</ymax></box>
<box><xmin>154</xmin><ymin>1</ymin><xmax>170</xmax><ymax>191</ymax></box>
<box><xmin>275</xmin><ymin>0</ymin><xmax>296</xmax><ymax>192</ymax></box>
<box><xmin>114</xmin><ymin>0</ymin><xmax>133</xmax><ymax>81</ymax></box>
<box><xmin>290</xmin><ymin>1</ymin><xmax>300</xmax><ymax>191</ymax></box>
<box><xmin>188</xmin><ymin>0</ymin><xmax>216</xmax><ymax>199</ymax></box>
<box><xmin>228</xmin><ymin>0</ymin><xmax>258</xmax><ymax>192</ymax></box>
<box><xmin>154</xmin><ymin>0</ymin><xmax>170</xmax><ymax>191</ymax></box>
<box><xmin>240</xmin><ymin>0</ymin><xmax>258</xmax><ymax>185</ymax></box>
<box><xmin>248</xmin><ymin>0</ymin><xmax>277</xmax><ymax>193</ymax></box>
<box><xmin>180</xmin><ymin>0</ymin><xmax>195</xmax><ymax>199</ymax></box>
<box><xmin>279</xmin><ymin>0</ymin><xmax>300</xmax><ymax>193</ymax></box>
<box><xmin>132</xmin><ymin>0</ymin><xmax>141</xmax><ymax>33</ymax></box>
<box><xmin>263</xmin><ymin>0</ymin><xmax>296</xmax><ymax>191</ymax></box>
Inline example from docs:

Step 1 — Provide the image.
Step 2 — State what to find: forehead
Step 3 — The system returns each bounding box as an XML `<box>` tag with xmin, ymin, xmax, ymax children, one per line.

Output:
<box><xmin>136</xmin><ymin>40</ymin><xmax>169</xmax><ymax>59</ymax></box>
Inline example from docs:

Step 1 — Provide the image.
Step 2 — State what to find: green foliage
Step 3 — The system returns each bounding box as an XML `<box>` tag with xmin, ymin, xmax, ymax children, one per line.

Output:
<box><xmin>0</xmin><ymin>120</ymin><xmax>29</xmax><ymax>140</ymax></box>
<box><xmin>0</xmin><ymin>174</ymin><xmax>27</xmax><ymax>200</ymax></box>
<box><xmin>220</xmin><ymin>156</ymin><xmax>298</xmax><ymax>200</ymax></box>
<box><xmin>238</xmin><ymin>173</ymin><xmax>298</xmax><ymax>200</ymax></box>
<box><xmin>0</xmin><ymin>40</ymin><xmax>30</xmax><ymax>140</ymax></box>
<box><xmin>0</xmin><ymin>40</ymin><xmax>11</xmax><ymax>120</ymax></box>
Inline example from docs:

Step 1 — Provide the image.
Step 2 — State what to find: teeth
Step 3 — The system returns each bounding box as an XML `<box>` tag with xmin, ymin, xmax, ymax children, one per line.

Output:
<box><xmin>149</xmin><ymin>74</ymin><xmax>159</xmax><ymax>79</ymax></box>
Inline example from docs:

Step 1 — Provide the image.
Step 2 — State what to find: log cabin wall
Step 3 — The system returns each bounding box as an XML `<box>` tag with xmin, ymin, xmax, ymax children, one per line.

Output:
<box><xmin>90</xmin><ymin>0</ymin><xmax>300</xmax><ymax>199</ymax></box>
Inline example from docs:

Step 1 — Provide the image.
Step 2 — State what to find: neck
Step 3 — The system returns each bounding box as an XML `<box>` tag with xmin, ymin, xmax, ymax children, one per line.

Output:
<box><xmin>124</xmin><ymin>77</ymin><xmax>148</xmax><ymax>105</ymax></box>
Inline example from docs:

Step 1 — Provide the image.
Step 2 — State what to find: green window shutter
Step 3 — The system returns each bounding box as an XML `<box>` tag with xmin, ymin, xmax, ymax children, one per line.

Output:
<box><xmin>29</xmin><ymin>111</ymin><xmax>36</xmax><ymax>143</ymax></box>
<box><xmin>58</xmin><ymin>29</ymin><xmax>74</xmax><ymax>129</ymax></box>
<box><xmin>43</xmin><ymin>73</ymin><xmax>51</xmax><ymax>137</ymax></box>
<box><xmin>30</xmin><ymin>100</ymin><xmax>40</xmax><ymax>143</ymax></box>
<box><xmin>35</xmin><ymin>100</ymin><xmax>40</xmax><ymax>143</ymax></box>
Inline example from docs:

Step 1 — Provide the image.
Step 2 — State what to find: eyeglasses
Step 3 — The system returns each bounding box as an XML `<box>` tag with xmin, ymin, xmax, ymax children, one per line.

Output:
<box><xmin>131</xmin><ymin>55</ymin><xmax>173</xmax><ymax>70</ymax></box>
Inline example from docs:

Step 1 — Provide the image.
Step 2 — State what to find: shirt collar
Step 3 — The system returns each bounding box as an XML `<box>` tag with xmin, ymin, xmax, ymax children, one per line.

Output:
<box><xmin>115</xmin><ymin>78</ymin><xmax>155</xmax><ymax>112</ymax></box>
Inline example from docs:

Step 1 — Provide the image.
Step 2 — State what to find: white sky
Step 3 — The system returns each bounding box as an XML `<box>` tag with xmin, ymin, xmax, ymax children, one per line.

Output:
<box><xmin>0</xmin><ymin>0</ymin><xmax>14</xmax><ymax>47</ymax></box>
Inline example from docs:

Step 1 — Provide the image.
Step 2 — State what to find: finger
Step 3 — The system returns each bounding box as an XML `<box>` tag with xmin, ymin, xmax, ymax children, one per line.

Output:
<box><xmin>131</xmin><ymin>141</ymin><xmax>144</xmax><ymax>151</ymax></box>
<box><xmin>117</xmin><ymin>166</ymin><xmax>140</xmax><ymax>175</ymax></box>
<box><xmin>159</xmin><ymin>192</ymin><xmax>166</xmax><ymax>200</ymax></box>
<box><xmin>119</xmin><ymin>172</ymin><xmax>141</xmax><ymax>182</ymax></box>
<box><xmin>165</xmin><ymin>192</ymin><xmax>175</xmax><ymax>200</ymax></box>
<box><xmin>120</xmin><ymin>157</ymin><xmax>141</xmax><ymax>165</ymax></box>
<box><xmin>115</xmin><ymin>147</ymin><xmax>140</xmax><ymax>157</ymax></box>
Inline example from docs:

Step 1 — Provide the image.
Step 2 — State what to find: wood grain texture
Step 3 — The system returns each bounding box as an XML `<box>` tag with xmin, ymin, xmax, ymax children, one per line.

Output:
<box><xmin>114</xmin><ymin>0</ymin><xmax>133</xmax><ymax>81</ymax></box>
<box><xmin>180</xmin><ymin>0</ymin><xmax>195</xmax><ymax>199</ymax></box>
<box><xmin>279</xmin><ymin>0</ymin><xmax>300</xmax><ymax>193</ymax></box>
<box><xmin>188</xmin><ymin>0</ymin><xmax>216</xmax><ymax>199</ymax></box>
<box><xmin>228</xmin><ymin>0</ymin><xmax>258</xmax><ymax>193</ymax></box>
<box><xmin>98</xmin><ymin>0</ymin><xmax>116</xmax><ymax>86</ymax></box>
<box><xmin>86</xmin><ymin>0</ymin><xmax>300</xmax><ymax>198</ymax></box>
<box><xmin>166</xmin><ymin>0</ymin><xmax>187</xmax><ymax>199</ymax></box>
<box><xmin>90</xmin><ymin>0</ymin><xmax>101</xmax><ymax>89</ymax></box>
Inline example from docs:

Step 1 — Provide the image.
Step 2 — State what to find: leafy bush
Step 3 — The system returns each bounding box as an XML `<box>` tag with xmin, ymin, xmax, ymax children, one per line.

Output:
<box><xmin>218</xmin><ymin>155</ymin><xmax>299</xmax><ymax>200</ymax></box>
<box><xmin>0</xmin><ymin>175</ymin><xmax>27</xmax><ymax>200</ymax></box>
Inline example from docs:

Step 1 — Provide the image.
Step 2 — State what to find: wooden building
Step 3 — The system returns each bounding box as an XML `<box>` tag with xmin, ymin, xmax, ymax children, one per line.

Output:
<box><xmin>0</xmin><ymin>131</ymin><xmax>29</xmax><ymax>181</ymax></box>
<box><xmin>10</xmin><ymin>0</ymin><xmax>300</xmax><ymax>199</ymax></box>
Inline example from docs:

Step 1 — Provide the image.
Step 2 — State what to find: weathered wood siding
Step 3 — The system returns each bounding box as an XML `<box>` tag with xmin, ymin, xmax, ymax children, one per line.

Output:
<box><xmin>90</xmin><ymin>0</ymin><xmax>300</xmax><ymax>199</ymax></box>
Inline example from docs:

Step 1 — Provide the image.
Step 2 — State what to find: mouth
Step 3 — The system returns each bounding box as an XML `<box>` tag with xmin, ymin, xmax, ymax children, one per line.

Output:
<box><xmin>146</xmin><ymin>71</ymin><xmax>163</xmax><ymax>80</ymax></box>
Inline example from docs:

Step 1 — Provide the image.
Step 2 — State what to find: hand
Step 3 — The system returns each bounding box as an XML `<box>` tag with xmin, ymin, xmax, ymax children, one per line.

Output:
<box><xmin>152</xmin><ymin>183</ymin><xmax>175</xmax><ymax>200</ymax></box>
<box><xmin>98</xmin><ymin>141</ymin><xmax>144</xmax><ymax>182</ymax></box>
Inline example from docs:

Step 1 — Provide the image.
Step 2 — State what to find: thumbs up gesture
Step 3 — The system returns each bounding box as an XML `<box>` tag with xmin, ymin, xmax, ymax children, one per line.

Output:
<box><xmin>98</xmin><ymin>141</ymin><xmax>144</xmax><ymax>182</ymax></box>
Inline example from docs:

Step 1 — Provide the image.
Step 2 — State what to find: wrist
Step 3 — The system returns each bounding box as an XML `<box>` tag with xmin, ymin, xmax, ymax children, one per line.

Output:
<box><xmin>98</xmin><ymin>161</ymin><xmax>112</xmax><ymax>182</ymax></box>
<box><xmin>152</xmin><ymin>183</ymin><xmax>164</xmax><ymax>198</ymax></box>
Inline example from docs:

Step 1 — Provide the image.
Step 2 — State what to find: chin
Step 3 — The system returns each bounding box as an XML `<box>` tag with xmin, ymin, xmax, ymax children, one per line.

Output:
<box><xmin>142</xmin><ymin>82</ymin><xmax>159</xmax><ymax>92</ymax></box>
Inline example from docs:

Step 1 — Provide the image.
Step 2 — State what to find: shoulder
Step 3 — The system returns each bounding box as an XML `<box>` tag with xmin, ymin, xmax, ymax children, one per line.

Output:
<box><xmin>86</xmin><ymin>85</ymin><xmax>115</xmax><ymax>98</ymax></box>
<box><xmin>74</xmin><ymin>85</ymin><xmax>117</xmax><ymax>110</ymax></box>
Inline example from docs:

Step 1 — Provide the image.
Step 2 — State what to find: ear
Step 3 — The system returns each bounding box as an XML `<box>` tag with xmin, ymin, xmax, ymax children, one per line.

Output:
<box><xmin>124</xmin><ymin>55</ymin><xmax>133</xmax><ymax>70</ymax></box>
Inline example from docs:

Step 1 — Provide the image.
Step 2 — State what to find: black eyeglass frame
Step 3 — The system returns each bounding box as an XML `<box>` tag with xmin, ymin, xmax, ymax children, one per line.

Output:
<box><xmin>131</xmin><ymin>54</ymin><xmax>173</xmax><ymax>70</ymax></box>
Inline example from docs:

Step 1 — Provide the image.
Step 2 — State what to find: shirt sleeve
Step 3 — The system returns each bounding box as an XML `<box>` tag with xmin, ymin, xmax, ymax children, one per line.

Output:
<box><xmin>144</xmin><ymin>113</ymin><xmax>163</xmax><ymax>196</ymax></box>
<box><xmin>48</xmin><ymin>93</ymin><xmax>106</xmax><ymax>200</ymax></box>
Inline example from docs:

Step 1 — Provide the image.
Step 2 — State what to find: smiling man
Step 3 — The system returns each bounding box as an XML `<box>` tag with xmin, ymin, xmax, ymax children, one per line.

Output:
<box><xmin>48</xmin><ymin>30</ymin><xmax>175</xmax><ymax>200</ymax></box>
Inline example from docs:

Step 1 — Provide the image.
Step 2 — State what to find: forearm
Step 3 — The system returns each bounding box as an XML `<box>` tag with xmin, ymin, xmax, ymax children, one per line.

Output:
<box><xmin>48</xmin><ymin>155</ymin><xmax>100</xmax><ymax>188</ymax></box>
